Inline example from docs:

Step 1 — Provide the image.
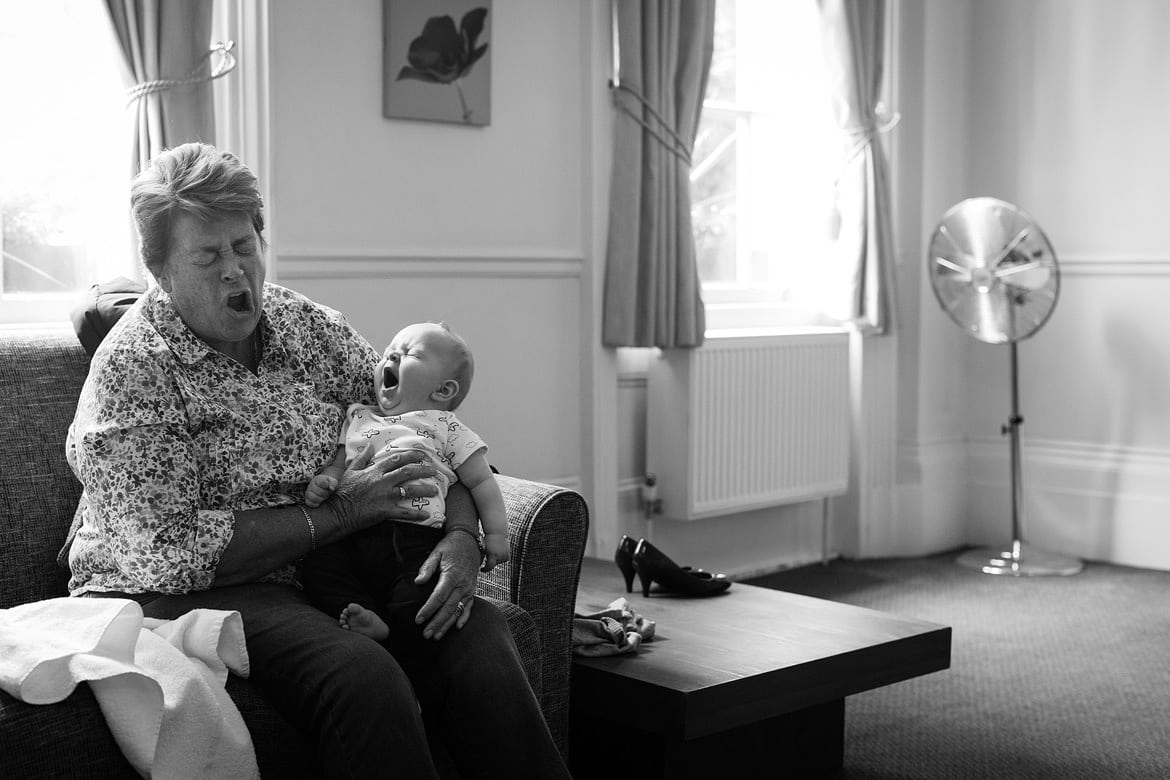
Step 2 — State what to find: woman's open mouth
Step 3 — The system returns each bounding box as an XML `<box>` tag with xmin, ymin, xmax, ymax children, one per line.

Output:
<box><xmin>226</xmin><ymin>291</ymin><xmax>252</xmax><ymax>313</ymax></box>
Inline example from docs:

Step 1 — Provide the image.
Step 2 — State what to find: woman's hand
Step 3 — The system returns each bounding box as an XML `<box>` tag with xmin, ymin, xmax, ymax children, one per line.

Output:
<box><xmin>327</xmin><ymin>444</ymin><xmax>438</xmax><ymax>534</ymax></box>
<box><xmin>413</xmin><ymin>527</ymin><xmax>481</xmax><ymax>640</ymax></box>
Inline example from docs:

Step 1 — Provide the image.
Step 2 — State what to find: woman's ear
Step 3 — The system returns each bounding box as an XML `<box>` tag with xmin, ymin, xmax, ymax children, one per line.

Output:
<box><xmin>431</xmin><ymin>379</ymin><xmax>460</xmax><ymax>404</ymax></box>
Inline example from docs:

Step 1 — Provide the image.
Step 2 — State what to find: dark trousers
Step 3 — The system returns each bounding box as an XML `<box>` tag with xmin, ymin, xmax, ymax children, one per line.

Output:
<box><xmin>108</xmin><ymin>559</ymin><xmax>568</xmax><ymax>778</ymax></box>
<box><xmin>299</xmin><ymin>521</ymin><xmax>443</xmax><ymax>650</ymax></box>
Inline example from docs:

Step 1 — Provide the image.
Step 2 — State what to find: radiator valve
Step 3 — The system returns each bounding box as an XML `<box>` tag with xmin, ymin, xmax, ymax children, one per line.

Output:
<box><xmin>641</xmin><ymin>473</ymin><xmax>663</xmax><ymax>518</ymax></box>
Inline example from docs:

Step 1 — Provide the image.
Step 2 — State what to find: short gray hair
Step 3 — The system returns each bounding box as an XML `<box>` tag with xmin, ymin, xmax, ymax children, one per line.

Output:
<box><xmin>130</xmin><ymin>143</ymin><xmax>266</xmax><ymax>279</ymax></box>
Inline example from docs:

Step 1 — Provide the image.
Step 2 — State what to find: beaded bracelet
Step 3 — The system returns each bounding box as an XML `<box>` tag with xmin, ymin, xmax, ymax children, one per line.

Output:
<box><xmin>298</xmin><ymin>505</ymin><xmax>317</xmax><ymax>551</ymax></box>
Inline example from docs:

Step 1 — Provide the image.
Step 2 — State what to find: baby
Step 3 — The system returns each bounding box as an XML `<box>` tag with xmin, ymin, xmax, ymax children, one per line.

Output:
<box><xmin>302</xmin><ymin>321</ymin><xmax>509</xmax><ymax>641</ymax></box>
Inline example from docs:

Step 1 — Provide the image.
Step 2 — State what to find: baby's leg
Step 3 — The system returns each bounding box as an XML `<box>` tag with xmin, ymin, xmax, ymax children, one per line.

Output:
<box><xmin>340</xmin><ymin>603</ymin><xmax>390</xmax><ymax>641</ymax></box>
<box><xmin>301</xmin><ymin>535</ymin><xmax>387</xmax><ymax>637</ymax></box>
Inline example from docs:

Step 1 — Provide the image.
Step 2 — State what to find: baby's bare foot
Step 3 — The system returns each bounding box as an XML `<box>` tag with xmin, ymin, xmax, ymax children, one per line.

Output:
<box><xmin>339</xmin><ymin>603</ymin><xmax>389</xmax><ymax>641</ymax></box>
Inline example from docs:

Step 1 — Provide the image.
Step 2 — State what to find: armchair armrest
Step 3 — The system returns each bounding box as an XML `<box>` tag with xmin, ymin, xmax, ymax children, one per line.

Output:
<box><xmin>476</xmin><ymin>474</ymin><xmax>588</xmax><ymax>755</ymax></box>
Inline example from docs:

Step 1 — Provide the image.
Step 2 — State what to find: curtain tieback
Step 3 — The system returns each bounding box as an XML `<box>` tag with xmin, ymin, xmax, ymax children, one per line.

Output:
<box><xmin>126</xmin><ymin>41</ymin><xmax>237</xmax><ymax>106</ymax></box>
<box><xmin>827</xmin><ymin>102</ymin><xmax>900</xmax><ymax>240</ymax></box>
<box><xmin>608</xmin><ymin>80</ymin><xmax>693</xmax><ymax>167</ymax></box>
<box><xmin>837</xmin><ymin>101</ymin><xmax>900</xmax><ymax>169</ymax></box>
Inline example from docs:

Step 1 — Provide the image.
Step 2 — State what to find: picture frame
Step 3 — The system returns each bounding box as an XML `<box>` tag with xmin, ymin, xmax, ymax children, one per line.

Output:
<box><xmin>382</xmin><ymin>0</ymin><xmax>492</xmax><ymax>127</ymax></box>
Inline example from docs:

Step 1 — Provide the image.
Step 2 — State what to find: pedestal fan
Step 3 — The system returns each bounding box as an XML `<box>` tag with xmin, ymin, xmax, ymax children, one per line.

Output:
<box><xmin>928</xmin><ymin>197</ymin><xmax>1082</xmax><ymax>576</ymax></box>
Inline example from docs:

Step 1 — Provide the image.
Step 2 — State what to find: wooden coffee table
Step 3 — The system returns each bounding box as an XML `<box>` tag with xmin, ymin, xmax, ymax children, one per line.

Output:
<box><xmin>569</xmin><ymin>556</ymin><xmax>951</xmax><ymax>778</ymax></box>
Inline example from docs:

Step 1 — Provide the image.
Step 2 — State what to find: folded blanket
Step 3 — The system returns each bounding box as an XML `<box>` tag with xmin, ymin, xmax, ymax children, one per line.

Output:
<box><xmin>572</xmin><ymin>597</ymin><xmax>656</xmax><ymax>657</ymax></box>
<box><xmin>0</xmin><ymin>598</ymin><xmax>257</xmax><ymax>780</ymax></box>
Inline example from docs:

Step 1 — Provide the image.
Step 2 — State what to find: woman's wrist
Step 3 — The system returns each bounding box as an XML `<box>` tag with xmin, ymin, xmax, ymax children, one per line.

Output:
<box><xmin>446</xmin><ymin>525</ymin><xmax>484</xmax><ymax>556</ymax></box>
<box><xmin>309</xmin><ymin>494</ymin><xmax>352</xmax><ymax>547</ymax></box>
<box><xmin>322</xmin><ymin>483</ymin><xmax>356</xmax><ymax>530</ymax></box>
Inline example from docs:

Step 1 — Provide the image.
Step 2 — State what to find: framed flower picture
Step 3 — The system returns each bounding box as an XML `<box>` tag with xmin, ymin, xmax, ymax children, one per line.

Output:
<box><xmin>382</xmin><ymin>0</ymin><xmax>492</xmax><ymax>126</ymax></box>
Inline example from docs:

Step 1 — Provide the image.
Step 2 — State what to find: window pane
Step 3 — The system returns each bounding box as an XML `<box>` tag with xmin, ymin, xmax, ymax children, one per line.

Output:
<box><xmin>692</xmin><ymin>0</ymin><xmax>848</xmax><ymax>324</ymax></box>
<box><xmin>0</xmin><ymin>0</ymin><xmax>133</xmax><ymax>302</ymax></box>
<box><xmin>705</xmin><ymin>0</ymin><xmax>737</xmax><ymax>104</ymax></box>
<box><xmin>692</xmin><ymin>110</ymin><xmax>737</xmax><ymax>283</ymax></box>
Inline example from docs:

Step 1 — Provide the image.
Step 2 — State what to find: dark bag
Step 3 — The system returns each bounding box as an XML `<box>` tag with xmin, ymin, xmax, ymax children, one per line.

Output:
<box><xmin>70</xmin><ymin>276</ymin><xmax>147</xmax><ymax>356</ymax></box>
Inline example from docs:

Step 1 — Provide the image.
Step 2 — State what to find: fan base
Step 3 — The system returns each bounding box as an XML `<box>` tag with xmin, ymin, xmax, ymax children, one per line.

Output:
<box><xmin>957</xmin><ymin>543</ymin><xmax>1083</xmax><ymax>577</ymax></box>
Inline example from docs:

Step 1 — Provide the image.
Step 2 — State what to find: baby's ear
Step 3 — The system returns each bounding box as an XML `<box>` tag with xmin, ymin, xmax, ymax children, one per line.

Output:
<box><xmin>431</xmin><ymin>379</ymin><xmax>460</xmax><ymax>404</ymax></box>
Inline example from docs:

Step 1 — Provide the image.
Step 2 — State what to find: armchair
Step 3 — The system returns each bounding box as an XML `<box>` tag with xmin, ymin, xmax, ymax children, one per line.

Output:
<box><xmin>0</xmin><ymin>328</ymin><xmax>588</xmax><ymax>778</ymax></box>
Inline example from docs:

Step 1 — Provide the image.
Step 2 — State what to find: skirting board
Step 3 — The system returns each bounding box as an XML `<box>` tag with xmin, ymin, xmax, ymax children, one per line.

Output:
<box><xmin>615</xmin><ymin>478</ymin><xmax>832</xmax><ymax>577</ymax></box>
<box><xmin>967</xmin><ymin>437</ymin><xmax>1170</xmax><ymax>571</ymax></box>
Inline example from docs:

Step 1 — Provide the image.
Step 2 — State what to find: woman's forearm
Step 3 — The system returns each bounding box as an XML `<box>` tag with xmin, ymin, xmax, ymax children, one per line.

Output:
<box><xmin>214</xmin><ymin>502</ymin><xmax>343</xmax><ymax>586</ymax></box>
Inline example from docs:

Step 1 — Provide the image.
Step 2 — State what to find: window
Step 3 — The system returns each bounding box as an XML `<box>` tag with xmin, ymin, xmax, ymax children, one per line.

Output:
<box><xmin>0</xmin><ymin>0</ymin><xmax>133</xmax><ymax>324</ymax></box>
<box><xmin>0</xmin><ymin>0</ymin><xmax>256</xmax><ymax>325</ymax></box>
<box><xmin>691</xmin><ymin>0</ymin><xmax>853</xmax><ymax>330</ymax></box>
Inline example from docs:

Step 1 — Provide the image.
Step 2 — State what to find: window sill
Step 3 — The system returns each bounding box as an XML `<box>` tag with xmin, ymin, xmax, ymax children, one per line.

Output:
<box><xmin>0</xmin><ymin>294</ymin><xmax>80</xmax><ymax>326</ymax></box>
<box><xmin>705</xmin><ymin>325</ymin><xmax>848</xmax><ymax>340</ymax></box>
<box><xmin>703</xmin><ymin>300</ymin><xmax>843</xmax><ymax>333</ymax></box>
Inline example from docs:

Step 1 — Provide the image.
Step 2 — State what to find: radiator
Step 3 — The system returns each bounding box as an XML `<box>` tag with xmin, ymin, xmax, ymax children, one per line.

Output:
<box><xmin>645</xmin><ymin>329</ymin><xmax>851</xmax><ymax>520</ymax></box>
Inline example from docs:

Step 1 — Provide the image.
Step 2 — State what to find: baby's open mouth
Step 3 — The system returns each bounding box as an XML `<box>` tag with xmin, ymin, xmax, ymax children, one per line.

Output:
<box><xmin>227</xmin><ymin>291</ymin><xmax>251</xmax><ymax>312</ymax></box>
<box><xmin>382</xmin><ymin>366</ymin><xmax>399</xmax><ymax>389</ymax></box>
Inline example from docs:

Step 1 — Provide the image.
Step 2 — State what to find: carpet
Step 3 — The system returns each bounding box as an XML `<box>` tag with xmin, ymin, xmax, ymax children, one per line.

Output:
<box><xmin>746</xmin><ymin>551</ymin><xmax>1170</xmax><ymax>779</ymax></box>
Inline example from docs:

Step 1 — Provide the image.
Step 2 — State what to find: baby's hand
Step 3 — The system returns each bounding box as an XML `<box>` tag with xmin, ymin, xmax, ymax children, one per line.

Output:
<box><xmin>305</xmin><ymin>474</ymin><xmax>338</xmax><ymax>508</ymax></box>
<box><xmin>482</xmin><ymin>533</ymin><xmax>510</xmax><ymax>572</ymax></box>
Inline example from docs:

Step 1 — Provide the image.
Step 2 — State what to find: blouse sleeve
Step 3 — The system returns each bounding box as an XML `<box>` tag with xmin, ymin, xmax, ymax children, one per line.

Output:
<box><xmin>68</xmin><ymin>346</ymin><xmax>234</xmax><ymax>593</ymax></box>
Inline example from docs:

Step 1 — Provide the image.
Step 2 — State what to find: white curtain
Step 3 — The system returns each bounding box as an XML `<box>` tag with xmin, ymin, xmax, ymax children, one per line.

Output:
<box><xmin>819</xmin><ymin>0</ymin><xmax>896</xmax><ymax>335</ymax></box>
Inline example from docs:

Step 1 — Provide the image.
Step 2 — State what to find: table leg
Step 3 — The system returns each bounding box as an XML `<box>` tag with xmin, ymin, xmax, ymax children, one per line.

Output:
<box><xmin>570</xmin><ymin>698</ymin><xmax>845</xmax><ymax>779</ymax></box>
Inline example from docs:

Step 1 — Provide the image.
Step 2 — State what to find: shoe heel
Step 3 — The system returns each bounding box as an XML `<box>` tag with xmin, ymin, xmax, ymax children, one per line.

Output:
<box><xmin>637</xmin><ymin>569</ymin><xmax>653</xmax><ymax>598</ymax></box>
<box><xmin>632</xmin><ymin>538</ymin><xmax>731</xmax><ymax>598</ymax></box>
<box><xmin>614</xmin><ymin>535</ymin><xmax>638</xmax><ymax>593</ymax></box>
<box><xmin>617</xmin><ymin>560</ymin><xmax>636</xmax><ymax>593</ymax></box>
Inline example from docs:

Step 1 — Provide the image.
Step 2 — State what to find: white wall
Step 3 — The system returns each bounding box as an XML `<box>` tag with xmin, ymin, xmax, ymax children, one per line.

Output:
<box><xmin>883</xmin><ymin>0</ymin><xmax>975</xmax><ymax>559</ymax></box>
<box><xmin>960</xmin><ymin>0</ymin><xmax>1170</xmax><ymax>569</ymax></box>
<box><xmin>262</xmin><ymin>0</ymin><xmax>1170</xmax><ymax>575</ymax></box>
<box><xmin>266</xmin><ymin>0</ymin><xmax>587</xmax><ymax>486</ymax></box>
<box><xmin>898</xmin><ymin>0</ymin><xmax>1170</xmax><ymax>570</ymax></box>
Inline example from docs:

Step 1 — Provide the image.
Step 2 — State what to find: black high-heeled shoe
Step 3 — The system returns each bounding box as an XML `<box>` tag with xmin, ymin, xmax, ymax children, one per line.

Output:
<box><xmin>632</xmin><ymin>539</ymin><xmax>731</xmax><ymax>598</ymax></box>
<box><xmin>615</xmin><ymin>535</ymin><xmax>638</xmax><ymax>593</ymax></box>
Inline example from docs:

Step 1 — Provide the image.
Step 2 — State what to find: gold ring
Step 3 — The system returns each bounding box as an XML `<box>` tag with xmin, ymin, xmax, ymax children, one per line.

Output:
<box><xmin>456</xmin><ymin>601</ymin><xmax>465</xmax><ymax>612</ymax></box>
<box><xmin>399</xmin><ymin>486</ymin><xmax>407</xmax><ymax>499</ymax></box>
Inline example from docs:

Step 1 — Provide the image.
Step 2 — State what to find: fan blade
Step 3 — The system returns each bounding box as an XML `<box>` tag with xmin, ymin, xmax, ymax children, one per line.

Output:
<box><xmin>934</xmin><ymin>256</ymin><xmax>973</xmax><ymax>280</ymax></box>
<box><xmin>988</xmin><ymin>227</ymin><xmax>1030</xmax><ymax>269</ymax></box>
<box><xmin>994</xmin><ymin>260</ymin><xmax>1042</xmax><ymax>278</ymax></box>
<box><xmin>936</xmin><ymin>224</ymin><xmax>979</xmax><ymax>267</ymax></box>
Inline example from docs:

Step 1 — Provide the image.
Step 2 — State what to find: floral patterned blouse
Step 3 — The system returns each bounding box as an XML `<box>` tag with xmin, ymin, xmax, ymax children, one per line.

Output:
<box><xmin>65</xmin><ymin>283</ymin><xmax>378</xmax><ymax>595</ymax></box>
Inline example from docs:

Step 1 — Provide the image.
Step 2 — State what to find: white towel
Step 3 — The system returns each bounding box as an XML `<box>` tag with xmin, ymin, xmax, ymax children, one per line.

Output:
<box><xmin>0</xmin><ymin>598</ymin><xmax>258</xmax><ymax>780</ymax></box>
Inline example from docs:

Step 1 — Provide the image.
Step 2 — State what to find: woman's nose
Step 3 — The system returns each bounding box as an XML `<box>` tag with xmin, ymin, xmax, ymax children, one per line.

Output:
<box><xmin>221</xmin><ymin>256</ymin><xmax>245</xmax><ymax>281</ymax></box>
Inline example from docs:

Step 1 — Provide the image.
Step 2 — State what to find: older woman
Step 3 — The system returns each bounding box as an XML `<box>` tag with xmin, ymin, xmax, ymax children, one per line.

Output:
<box><xmin>64</xmin><ymin>143</ymin><xmax>569</xmax><ymax>779</ymax></box>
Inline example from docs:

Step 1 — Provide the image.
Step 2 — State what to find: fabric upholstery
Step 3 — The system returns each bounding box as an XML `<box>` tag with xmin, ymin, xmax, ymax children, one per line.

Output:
<box><xmin>0</xmin><ymin>327</ymin><xmax>588</xmax><ymax>778</ymax></box>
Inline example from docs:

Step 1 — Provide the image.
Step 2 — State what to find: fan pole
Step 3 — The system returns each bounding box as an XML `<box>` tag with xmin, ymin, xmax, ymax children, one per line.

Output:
<box><xmin>1007</xmin><ymin>340</ymin><xmax>1024</xmax><ymax>549</ymax></box>
<box><xmin>957</xmin><ymin>340</ymin><xmax>1083</xmax><ymax>576</ymax></box>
